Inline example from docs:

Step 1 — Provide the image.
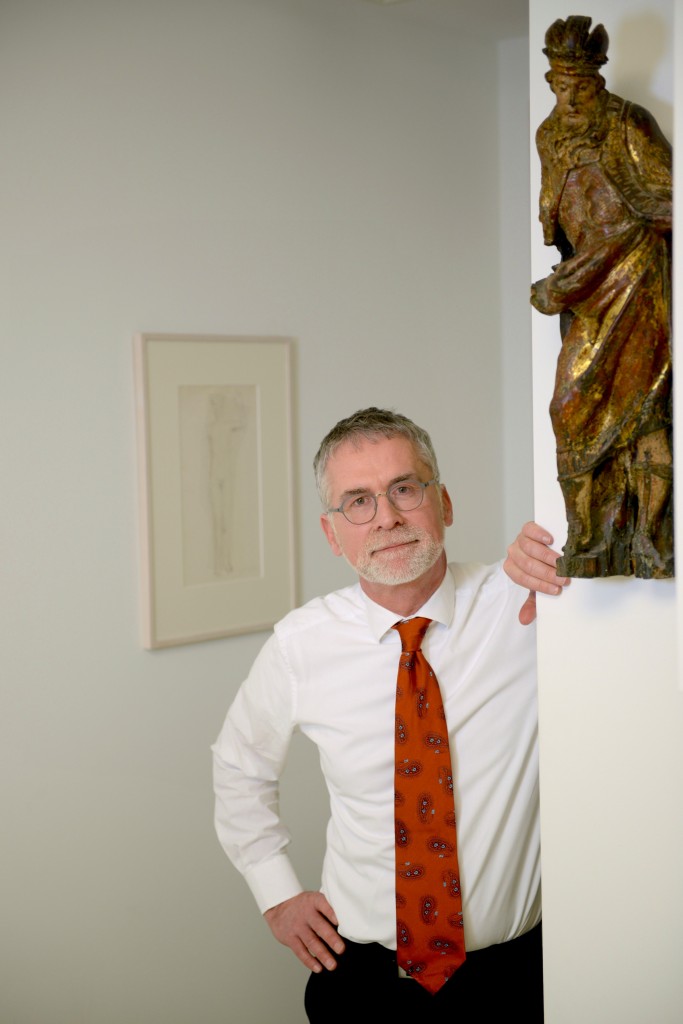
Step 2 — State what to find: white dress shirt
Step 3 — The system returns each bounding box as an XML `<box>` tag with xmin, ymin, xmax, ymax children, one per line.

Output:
<box><xmin>212</xmin><ymin>561</ymin><xmax>540</xmax><ymax>952</ymax></box>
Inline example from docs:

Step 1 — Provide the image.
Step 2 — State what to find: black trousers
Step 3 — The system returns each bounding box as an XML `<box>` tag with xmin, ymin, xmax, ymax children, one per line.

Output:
<box><xmin>305</xmin><ymin>924</ymin><xmax>543</xmax><ymax>1023</ymax></box>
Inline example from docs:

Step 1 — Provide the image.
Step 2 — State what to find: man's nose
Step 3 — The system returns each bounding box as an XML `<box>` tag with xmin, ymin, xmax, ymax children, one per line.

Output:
<box><xmin>374</xmin><ymin>492</ymin><xmax>405</xmax><ymax>527</ymax></box>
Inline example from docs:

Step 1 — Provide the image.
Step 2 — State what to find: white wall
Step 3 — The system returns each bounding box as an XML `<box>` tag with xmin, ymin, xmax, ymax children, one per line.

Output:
<box><xmin>0</xmin><ymin>2</ymin><xmax>529</xmax><ymax>1021</ymax></box>
<box><xmin>529</xmin><ymin>3</ymin><xmax>683</xmax><ymax>1021</ymax></box>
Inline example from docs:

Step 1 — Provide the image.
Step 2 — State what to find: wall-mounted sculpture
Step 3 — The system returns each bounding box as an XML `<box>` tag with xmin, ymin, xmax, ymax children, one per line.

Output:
<box><xmin>532</xmin><ymin>15</ymin><xmax>673</xmax><ymax>579</ymax></box>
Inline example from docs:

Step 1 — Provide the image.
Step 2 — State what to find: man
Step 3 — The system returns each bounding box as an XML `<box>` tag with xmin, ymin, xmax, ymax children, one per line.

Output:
<box><xmin>532</xmin><ymin>15</ymin><xmax>673</xmax><ymax>579</ymax></box>
<box><xmin>212</xmin><ymin>408</ymin><xmax>565</xmax><ymax>1021</ymax></box>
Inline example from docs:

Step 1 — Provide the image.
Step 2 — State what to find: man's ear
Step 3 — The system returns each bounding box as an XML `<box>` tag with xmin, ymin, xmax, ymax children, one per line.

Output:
<box><xmin>440</xmin><ymin>485</ymin><xmax>454</xmax><ymax>528</ymax></box>
<box><xmin>320</xmin><ymin>513</ymin><xmax>343</xmax><ymax>556</ymax></box>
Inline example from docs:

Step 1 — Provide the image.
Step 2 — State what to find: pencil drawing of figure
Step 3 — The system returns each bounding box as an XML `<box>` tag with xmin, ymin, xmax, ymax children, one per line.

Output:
<box><xmin>208</xmin><ymin>390</ymin><xmax>250</xmax><ymax>577</ymax></box>
<box><xmin>532</xmin><ymin>15</ymin><xmax>673</xmax><ymax>579</ymax></box>
<box><xmin>179</xmin><ymin>385</ymin><xmax>260</xmax><ymax>587</ymax></box>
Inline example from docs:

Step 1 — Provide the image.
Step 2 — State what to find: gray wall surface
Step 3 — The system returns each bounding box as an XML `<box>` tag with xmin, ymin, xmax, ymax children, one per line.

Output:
<box><xmin>0</xmin><ymin>1</ymin><xmax>530</xmax><ymax>1021</ymax></box>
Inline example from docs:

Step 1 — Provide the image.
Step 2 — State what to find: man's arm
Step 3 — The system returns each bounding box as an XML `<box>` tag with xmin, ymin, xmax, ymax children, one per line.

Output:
<box><xmin>212</xmin><ymin>632</ymin><xmax>345</xmax><ymax>973</ymax></box>
<box><xmin>504</xmin><ymin>521</ymin><xmax>570</xmax><ymax>624</ymax></box>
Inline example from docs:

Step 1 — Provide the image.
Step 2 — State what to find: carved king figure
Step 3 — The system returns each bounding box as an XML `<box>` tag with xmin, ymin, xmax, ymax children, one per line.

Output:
<box><xmin>532</xmin><ymin>15</ymin><xmax>673</xmax><ymax>578</ymax></box>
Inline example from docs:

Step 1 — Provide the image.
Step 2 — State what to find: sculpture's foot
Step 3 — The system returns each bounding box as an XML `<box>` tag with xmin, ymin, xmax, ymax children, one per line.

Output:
<box><xmin>559</xmin><ymin>522</ymin><xmax>593</xmax><ymax>559</ymax></box>
<box><xmin>558</xmin><ymin>541</ymin><xmax>612</xmax><ymax>579</ymax></box>
<box><xmin>631</xmin><ymin>531</ymin><xmax>674</xmax><ymax>579</ymax></box>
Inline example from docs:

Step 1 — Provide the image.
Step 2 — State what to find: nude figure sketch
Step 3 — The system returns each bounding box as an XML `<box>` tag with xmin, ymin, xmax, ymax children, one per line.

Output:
<box><xmin>179</xmin><ymin>385</ymin><xmax>261</xmax><ymax>586</ymax></box>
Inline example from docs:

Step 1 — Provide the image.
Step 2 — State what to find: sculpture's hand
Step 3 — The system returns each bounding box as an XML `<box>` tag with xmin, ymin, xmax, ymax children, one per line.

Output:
<box><xmin>264</xmin><ymin>891</ymin><xmax>345</xmax><ymax>973</ymax></box>
<box><xmin>504</xmin><ymin>521</ymin><xmax>570</xmax><ymax>624</ymax></box>
<box><xmin>532</xmin><ymin>280</ymin><xmax>548</xmax><ymax>311</ymax></box>
<box><xmin>530</xmin><ymin>277</ymin><xmax>563</xmax><ymax>316</ymax></box>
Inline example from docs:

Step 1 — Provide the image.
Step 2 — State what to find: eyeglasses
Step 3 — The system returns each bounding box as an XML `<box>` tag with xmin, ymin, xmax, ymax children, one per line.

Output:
<box><xmin>327</xmin><ymin>478</ymin><xmax>439</xmax><ymax>525</ymax></box>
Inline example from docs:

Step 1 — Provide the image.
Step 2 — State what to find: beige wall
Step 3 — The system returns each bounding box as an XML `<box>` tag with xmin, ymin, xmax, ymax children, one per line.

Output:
<box><xmin>529</xmin><ymin>2</ymin><xmax>683</xmax><ymax>1021</ymax></box>
<box><xmin>1</xmin><ymin>1</ymin><xmax>530</xmax><ymax>1021</ymax></box>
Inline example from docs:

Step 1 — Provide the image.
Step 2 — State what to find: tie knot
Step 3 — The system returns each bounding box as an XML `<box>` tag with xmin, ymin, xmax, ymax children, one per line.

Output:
<box><xmin>393</xmin><ymin>616</ymin><xmax>432</xmax><ymax>653</ymax></box>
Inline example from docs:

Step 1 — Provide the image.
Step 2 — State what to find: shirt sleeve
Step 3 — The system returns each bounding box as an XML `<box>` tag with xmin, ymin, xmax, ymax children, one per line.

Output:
<box><xmin>211</xmin><ymin>631</ymin><xmax>303</xmax><ymax>914</ymax></box>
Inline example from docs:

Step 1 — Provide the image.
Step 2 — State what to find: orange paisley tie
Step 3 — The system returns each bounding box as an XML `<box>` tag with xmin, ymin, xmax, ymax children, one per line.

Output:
<box><xmin>393</xmin><ymin>617</ymin><xmax>466</xmax><ymax>994</ymax></box>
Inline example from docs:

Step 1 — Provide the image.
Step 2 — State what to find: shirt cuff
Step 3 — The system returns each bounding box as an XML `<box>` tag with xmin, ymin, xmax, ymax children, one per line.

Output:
<box><xmin>244</xmin><ymin>853</ymin><xmax>304</xmax><ymax>914</ymax></box>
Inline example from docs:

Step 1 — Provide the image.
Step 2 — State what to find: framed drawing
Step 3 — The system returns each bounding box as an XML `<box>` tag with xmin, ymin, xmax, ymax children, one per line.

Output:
<box><xmin>133</xmin><ymin>333</ymin><xmax>296</xmax><ymax>648</ymax></box>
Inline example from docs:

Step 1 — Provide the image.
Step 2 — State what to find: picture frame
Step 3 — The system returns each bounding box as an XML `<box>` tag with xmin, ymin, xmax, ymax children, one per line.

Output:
<box><xmin>133</xmin><ymin>333</ymin><xmax>296</xmax><ymax>648</ymax></box>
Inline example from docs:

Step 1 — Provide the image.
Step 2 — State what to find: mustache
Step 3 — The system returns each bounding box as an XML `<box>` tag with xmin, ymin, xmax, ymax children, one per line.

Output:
<box><xmin>365</xmin><ymin>526</ymin><xmax>422</xmax><ymax>554</ymax></box>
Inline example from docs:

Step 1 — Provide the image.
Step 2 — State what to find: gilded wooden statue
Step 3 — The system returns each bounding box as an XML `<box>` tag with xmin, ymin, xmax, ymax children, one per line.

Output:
<box><xmin>531</xmin><ymin>15</ymin><xmax>673</xmax><ymax>579</ymax></box>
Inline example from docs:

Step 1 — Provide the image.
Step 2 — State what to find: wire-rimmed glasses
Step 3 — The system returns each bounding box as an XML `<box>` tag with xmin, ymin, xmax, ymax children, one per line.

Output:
<box><xmin>327</xmin><ymin>478</ymin><xmax>439</xmax><ymax>525</ymax></box>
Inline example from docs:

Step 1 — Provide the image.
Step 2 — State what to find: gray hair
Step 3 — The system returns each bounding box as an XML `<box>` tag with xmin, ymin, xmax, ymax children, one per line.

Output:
<box><xmin>313</xmin><ymin>407</ymin><xmax>440</xmax><ymax>508</ymax></box>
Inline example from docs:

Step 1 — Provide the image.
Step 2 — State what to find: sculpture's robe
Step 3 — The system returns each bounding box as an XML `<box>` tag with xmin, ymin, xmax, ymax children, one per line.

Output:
<box><xmin>533</xmin><ymin>93</ymin><xmax>672</xmax><ymax>484</ymax></box>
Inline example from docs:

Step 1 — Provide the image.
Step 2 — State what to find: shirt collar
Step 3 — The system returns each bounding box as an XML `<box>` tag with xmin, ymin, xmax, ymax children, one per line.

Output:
<box><xmin>362</xmin><ymin>565</ymin><xmax>456</xmax><ymax>643</ymax></box>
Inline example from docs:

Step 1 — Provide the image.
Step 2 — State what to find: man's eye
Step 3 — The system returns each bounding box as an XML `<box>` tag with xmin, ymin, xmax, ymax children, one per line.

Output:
<box><xmin>348</xmin><ymin>494</ymin><xmax>372</xmax><ymax>508</ymax></box>
<box><xmin>392</xmin><ymin>484</ymin><xmax>417</xmax><ymax>498</ymax></box>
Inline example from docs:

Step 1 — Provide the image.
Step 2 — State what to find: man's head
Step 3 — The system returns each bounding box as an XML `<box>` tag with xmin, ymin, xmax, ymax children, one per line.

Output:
<box><xmin>314</xmin><ymin>409</ymin><xmax>452</xmax><ymax>598</ymax></box>
<box><xmin>313</xmin><ymin>407</ymin><xmax>439</xmax><ymax>508</ymax></box>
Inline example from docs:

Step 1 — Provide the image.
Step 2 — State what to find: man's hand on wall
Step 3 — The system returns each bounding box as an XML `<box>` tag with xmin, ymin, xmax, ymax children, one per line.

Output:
<box><xmin>504</xmin><ymin>521</ymin><xmax>570</xmax><ymax>624</ymax></box>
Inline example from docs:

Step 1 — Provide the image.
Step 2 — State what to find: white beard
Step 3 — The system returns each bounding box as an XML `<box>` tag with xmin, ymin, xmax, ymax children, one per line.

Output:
<box><xmin>351</xmin><ymin>524</ymin><xmax>444</xmax><ymax>586</ymax></box>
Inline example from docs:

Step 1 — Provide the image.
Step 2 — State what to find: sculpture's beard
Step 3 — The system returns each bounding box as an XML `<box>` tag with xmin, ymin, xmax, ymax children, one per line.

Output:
<box><xmin>557</xmin><ymin>111</ymin><xmax>593</xmax><ymax>136</ymax></box>
<box><xmin>352</xmin><ymin>524</ymin><xmax>444</xmax><ymax>586</ymax></box>
<box><xmin>551</xmin><ymin>93</ymin><xmax>608</xmax><ymax>156</ymax></box>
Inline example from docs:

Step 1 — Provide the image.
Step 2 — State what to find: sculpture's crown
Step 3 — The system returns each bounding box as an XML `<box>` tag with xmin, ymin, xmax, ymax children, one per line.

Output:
<box><xmin>543</xmin><ymin>15</ymin><xmax>609</xmax><ymax>73</ymax></box>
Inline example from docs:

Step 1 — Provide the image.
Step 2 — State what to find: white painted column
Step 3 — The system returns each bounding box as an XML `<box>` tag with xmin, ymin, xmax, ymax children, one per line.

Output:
<box><xmin>528</xmin><ymin>3</ymin><xmax>683</xmax><ymax>1021</ymax></box>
